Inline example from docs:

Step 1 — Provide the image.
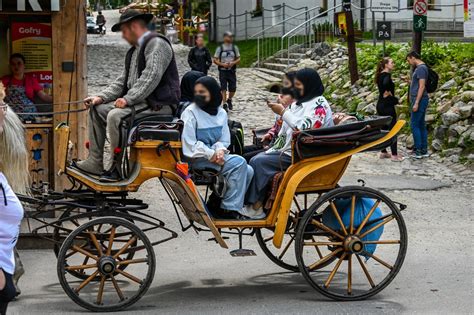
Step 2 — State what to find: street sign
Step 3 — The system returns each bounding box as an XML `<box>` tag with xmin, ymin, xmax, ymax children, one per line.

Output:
<box><xmin>414</xmin><ymin>14</ymin><xmax>427</xmax><ymax>31</ymax></box>
<box><xmin>413</xmin><ymin>0</ymin><xmax>428</xmax><ymax>16</ymax></box>
<box><xmin>376</xmin><ymin>21</ymin><xmax>392</xmax><ymax>40</ymax></box>
<box><xmin>343</xmin><ymin>0</ymin><xmax>351</xmax><ymax>12</ymax></box>
<box><xmin>370</xmin><ymin>0</ymin><xmax>400</xmax><ymax>12</ymax></box>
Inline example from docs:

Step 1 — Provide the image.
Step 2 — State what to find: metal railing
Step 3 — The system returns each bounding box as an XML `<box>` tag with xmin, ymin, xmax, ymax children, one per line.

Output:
<box><xmin>252</xmin><ymin>6</ymin><xmax>321</xmax><ymax>67</ymax></box>
<box><xmin>213</xmin><ymin>3</ymin><xmax>315</xmax><ymax>42</ymax></box>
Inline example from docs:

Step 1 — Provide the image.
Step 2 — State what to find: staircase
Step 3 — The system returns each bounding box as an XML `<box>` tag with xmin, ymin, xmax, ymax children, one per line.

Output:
<box><xmin>253</xmin><ymin>47</ymin><xmax>308</xmax><ymax>83</ymax></box>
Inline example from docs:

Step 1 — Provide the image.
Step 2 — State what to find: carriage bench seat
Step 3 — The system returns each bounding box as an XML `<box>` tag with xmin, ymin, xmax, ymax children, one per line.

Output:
<box><xmin>127</xmin><ymin>118</ymin><xmax>183</xmax><ymax>144</ymax></box>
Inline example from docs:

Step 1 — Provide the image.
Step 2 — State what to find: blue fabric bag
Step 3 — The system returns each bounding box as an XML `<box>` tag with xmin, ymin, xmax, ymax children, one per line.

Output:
<box><xmin>322</xmin><ymin>197</ymin><xmax>384</xmax><ymax>259</ymax></box>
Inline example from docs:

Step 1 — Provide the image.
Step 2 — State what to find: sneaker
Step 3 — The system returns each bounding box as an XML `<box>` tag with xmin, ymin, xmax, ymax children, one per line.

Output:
<box><xmin>379</xmin><ymin>152</ymin><xmax>391</xmax><ymax>159</ymax></box>
<box><xmin>227</xmin><ymin>99</ymin><xmax>233</xmax><ymax>110</ymax></box>
<box><xmin>238</xmin><ymin>205</ymin><xmax>266</xmax><ymax>219</ymax></box>
<box><xmin>421</xmin><ymin>150</ymin><xmax>430</xmax><ymax>158</ymax></box>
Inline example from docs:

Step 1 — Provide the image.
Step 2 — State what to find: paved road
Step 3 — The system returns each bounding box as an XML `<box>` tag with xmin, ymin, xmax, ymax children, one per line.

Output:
<box><xmin>10</xmin><ymin>10</ymin><xmax>474</xmax><ymax>314</ymax></box>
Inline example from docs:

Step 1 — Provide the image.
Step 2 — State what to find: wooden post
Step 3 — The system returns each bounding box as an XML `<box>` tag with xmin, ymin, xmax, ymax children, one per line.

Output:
<box><xmin>51</xmin><ymin>0</ymin><xmax>87</xmax><ymax>189</ymax></box>
<box><xmin>344</xmin><ymin>1</ymin><xmax>359</xmax><ymax>84</ymax></box>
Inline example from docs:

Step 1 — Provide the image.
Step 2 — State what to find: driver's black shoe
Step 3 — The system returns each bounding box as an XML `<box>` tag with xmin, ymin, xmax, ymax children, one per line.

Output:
<box><xmin>99</xmin><ymin>168</ymin><xmax>122</xmax><ymax>182</ymax></box>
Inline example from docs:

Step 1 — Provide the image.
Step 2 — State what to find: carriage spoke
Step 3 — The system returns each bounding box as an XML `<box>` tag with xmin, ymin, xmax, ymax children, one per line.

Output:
<box><xmin>278</xmin><ymin>235</ymin><xmax>295</xmax><ymax>259</ymax></box>
<box><xmin>324</xmin><ymin>252</ymin><xmax>347</xmax><ymax>288</ymax></box>
<box><xmin>96</xmin><ymin>276</ymin><xmax>106</xmax><ymax>305</ymax></box>
<box><xmin>116</xmin><ymin>269</ymin><xmax>143</xmax><ymax>285</ymax></box>
<box><xmin>72</xmin><ymin>245</ymin><xmax>99</xmax><ymax>261</ymax></box>
<box><xmin>356</xmin><ymin>254</ymin><xmax>375</xmax><ymax>288</ymax></box>
<box><xmin>347</xmin><ymin>254</ymin><xmax>352</xmax><ymax>295</ymax></box>
<box><xmin>106</xmin><ymin>226</ymin><xmax>116</xmax><ymax>256</ymax></box>
<box><xmin>293</xmin><ymin>197</ymin><xmax>303</xmax><ymax>213</ymax></box>
<box><xmin>65</xmin><ymin>263</ymin><xmax>97</xmax><ymax>271</ymax></box>
<box><xmin>310</xmin><ymin>219</ymin><xmax>344</xmax><ymax>240</ymax></box>
<box><xmin>74</xmin><ymin>270</ymin><xmax>99</xmax><ymax>293</ymax></box>
<box><xmin>264</xmin><ymin>235</ymin><xmax>274</xmax><ymax>243</ymax></box>
<box><xmin>117</xmin><ymin>258</ymin><xmax>149</xmax><ymax>266</ymax></box>
<box><xmin>303</xmin><ymin>241</ymin><xmax>343</xmax><ymax>246</ymax></box>
<box><xmin>359</xmin><ymin>215</ymin><xmax>394</xmax><ymax>239</ymax></box>
<box><xmin>311</xmin><ymin>236</ymin><xmax>324</xmax><ymax>259</ymax></box>
<box><xmin>349</xmin><ymin>195</ymin><xmax>355</xmax><ymax>234</ymax></box>
<box><xmin>110</xmin><ymin>275</ymin><xmax>125</xmax><ymax>301</ymax></box>
<box><xmin>308</xmin><ymin>247</ymin><xmax>343</xmax><ymax>271</ymax></box>
<box><xmin>88</xmin><ymin>232</ymin><xmax>103</xmax><ymax>257</ymax></box>
<box><xmin>113</xmin><ymin>236</ymin><xmax>138</xmax><ymax>259</ymax></box>
<box><xmin>363</xmin><ymin>240</ymin><xmax>400</xmax><ymax>245</ymax></box>
<box><xmin>355</xmin><ymin>200</ymin><xmax>381</xmax><ymax>234</ymax></box>
<box><xmin>363</xmin><ymin>252</ymin><xmax>393</xmax><ymax>270</ymax></box>
<box><xmin>330</xmin><ymin>202</ymin><xmax>348</xmax><ymax>235</ymax></box>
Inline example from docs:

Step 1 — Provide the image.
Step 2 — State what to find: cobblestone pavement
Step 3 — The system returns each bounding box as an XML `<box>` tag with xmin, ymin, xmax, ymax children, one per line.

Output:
<box><xmin>9</xmin><ymin>11</ymin><xmax>472</xmax><ymax>315</ymax></box>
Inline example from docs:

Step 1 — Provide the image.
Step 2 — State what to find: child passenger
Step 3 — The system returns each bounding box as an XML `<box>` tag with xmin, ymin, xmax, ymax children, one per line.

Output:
<box><xmin>180</xmin><ymin>77</ymin><xmax>260</xmax><ymax>219</ymax></box>
<box><xmin>245</xmin><ymin>68</ymin><xmax>334</xmax><ymax>215</ymax></box>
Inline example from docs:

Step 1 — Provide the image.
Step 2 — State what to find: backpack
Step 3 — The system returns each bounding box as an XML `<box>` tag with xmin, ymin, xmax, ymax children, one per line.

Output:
<box><xmin>426</xmin><ymin>67</ymin><xmax>439</xmax><ymax>93</ymax></box>
<box><xmin>218</xmin><ymin>44</ymin><xmax>237</xmax><ymax>71</ymax></box>
<box><xmin>227</xmin><ymin>120</ymin><xmax>244</xmax><ymax>155</ymax></box>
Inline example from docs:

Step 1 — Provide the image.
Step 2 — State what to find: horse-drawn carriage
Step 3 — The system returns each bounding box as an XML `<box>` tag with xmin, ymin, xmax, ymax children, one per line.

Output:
<box><xmin>20</xmin><ymin>114</ymin><xmax>408</xmax><ymax>312</ymax></box>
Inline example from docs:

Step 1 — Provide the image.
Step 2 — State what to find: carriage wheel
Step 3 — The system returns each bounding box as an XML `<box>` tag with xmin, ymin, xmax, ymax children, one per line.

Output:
<box><xmin>57</xmin><ymin>217</ymin><xmax>155</xmax><ymax>312</ymax></box>
<box><xmin>256</xmin><ymin>194</ymin><xmax>335</xmax><ymax>272</ymax></box>
<box><xmin>53</xmin><ymin>210</ymin><xmax>137</xmax><ymax>280</ymax></box>
<box><xmin>295</xmin><ymin>186</ymin><xmax>407</xmax><ymax>301</ymax></box>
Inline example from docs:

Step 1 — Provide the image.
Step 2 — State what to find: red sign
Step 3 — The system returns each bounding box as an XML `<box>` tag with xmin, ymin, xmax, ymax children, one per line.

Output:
<box><xmin>11</xmin><ymin>22</ymin><xmax>53</xmax><ymax>86</ymax></box>
<box><xmin>414</xmin><ymin>0</ymin><xmax>428</xmax><ymax>15</ymax></box>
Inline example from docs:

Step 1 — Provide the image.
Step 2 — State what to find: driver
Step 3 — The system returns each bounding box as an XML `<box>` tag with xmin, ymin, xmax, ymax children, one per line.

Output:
<box><xmin>75</xmin><ymin>10</ymin><xmax>180</xmax><ymax>182</ymax></box>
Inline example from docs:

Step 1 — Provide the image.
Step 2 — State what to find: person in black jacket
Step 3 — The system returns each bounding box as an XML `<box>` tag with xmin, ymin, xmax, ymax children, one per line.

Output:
<box><xmin>375</xmin><ymin>57</ymin><xmax>402</xmax><ymax>161</ymax></box>
<box><xmin>188</xmin><ymin>35</ymin><xmax>212</xmax><ymax>75</ymax></box>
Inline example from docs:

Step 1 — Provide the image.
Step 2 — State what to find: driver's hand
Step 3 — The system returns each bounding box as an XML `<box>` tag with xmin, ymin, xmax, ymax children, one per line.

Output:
<box><xmin>84</xmin><ymin>96</ymin><xmax>103</xmax><ymax>108</ymax></box>
<box><xmin>216</xmin><ymin>149</ymin><xmax>226</xmax><ymax>165</ymax></box>
<box><xmin>114</xmin><ymin>98</ymin><xmax>128</xmax><ymax>108</ymax></box>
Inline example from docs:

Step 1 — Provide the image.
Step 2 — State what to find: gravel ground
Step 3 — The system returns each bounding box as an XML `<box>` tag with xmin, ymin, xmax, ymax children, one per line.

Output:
<box><xmin>9</xmin><ymin>10</ymin><xmax>474</xmax><ymax>315</ymax></box>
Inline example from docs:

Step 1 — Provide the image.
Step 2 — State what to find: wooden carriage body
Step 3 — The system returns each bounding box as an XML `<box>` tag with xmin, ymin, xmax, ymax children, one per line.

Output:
<box><xmin>57</xmin><ymin>120</ymin><xmax>405</xmax><ymax>250</ymax></box>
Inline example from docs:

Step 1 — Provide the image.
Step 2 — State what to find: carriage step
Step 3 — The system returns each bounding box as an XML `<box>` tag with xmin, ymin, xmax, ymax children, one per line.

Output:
<box><xmin>230</xmin><ymin>249</ymin><xmax>256</xmax><ymax>257</ymax></box>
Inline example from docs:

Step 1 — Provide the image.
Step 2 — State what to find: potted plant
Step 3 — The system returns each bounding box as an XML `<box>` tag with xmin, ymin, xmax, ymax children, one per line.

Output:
<box><xmin>312</xmin><ymin>21</ymin><xmax>333</xmax><ymax>42</ymax></box>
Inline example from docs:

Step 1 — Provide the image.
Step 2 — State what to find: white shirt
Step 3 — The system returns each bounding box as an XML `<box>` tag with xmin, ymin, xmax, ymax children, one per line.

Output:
<box><xmin>137</xmin><ymin>31</ymin><xmax>152</xmax><ymax>47</ymax></box>
<box><xmin>0</xmin><ymin>172</ymin><xmax>24</xmax><ymax>274</ymax></box>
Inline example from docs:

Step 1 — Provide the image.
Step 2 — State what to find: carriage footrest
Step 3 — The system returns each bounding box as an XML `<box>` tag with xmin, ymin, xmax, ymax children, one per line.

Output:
<box><xmin>230</xmin><ymin>249</ymin><xmax>256</xmax><ymax>257</ymax></box>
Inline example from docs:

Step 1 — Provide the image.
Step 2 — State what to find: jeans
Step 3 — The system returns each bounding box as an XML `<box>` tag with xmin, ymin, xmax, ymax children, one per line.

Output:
<box><xmin>245</xmin><ymin>152</ymin><xmax>292</xmax><ymax>205</ymax></box>
<box><xmin>192</xmin><ymin>154</ymin><xmax>253</xmax><ymax>212</ymax></box>
<box><xmin>410</xmin><ymin>97</ymin><xmax>429</xmax><ymax>153</ymax></box>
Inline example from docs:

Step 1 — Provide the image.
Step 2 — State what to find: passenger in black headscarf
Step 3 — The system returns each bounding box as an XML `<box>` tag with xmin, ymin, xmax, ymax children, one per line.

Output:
<box><xmin>293</xmin><ymin>68</ymin><xmax>324</xmax><ymax>105</ymax></box>
<box><xmin>177</xmin><ymin>70</ymin><xmax>206</xmax><ymax>117</ymax></box>
<box><xmin>245</xmin><ymin>68</ymin><xmax>334</xmax><ymax>216</ymax></box>
<box><xmin>180</xmin><ymin>76</ymin><xmax>257</xmax><ymax>219</ymax></box>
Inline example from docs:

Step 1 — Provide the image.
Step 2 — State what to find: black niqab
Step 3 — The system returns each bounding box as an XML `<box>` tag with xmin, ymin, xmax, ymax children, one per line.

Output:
<box><xmin>180</xmin><ymin>70</ymin><xmax>206</xmax><ymax>102</ymax></box>
<box><xmin>194</xmin><ymin>76</ymin><xmax>222</xmax><ymax>116</ymax></box>
<box><xmin>295</xmin><ymin>68</ymin><xmax>324</xmax><ymax>105</ymax></box>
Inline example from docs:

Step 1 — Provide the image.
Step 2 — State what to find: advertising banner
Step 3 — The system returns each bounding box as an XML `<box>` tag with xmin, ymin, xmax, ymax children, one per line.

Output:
<box><xmin>465</xmin><ymin>0</ymin><xmax>474</xmax><ymax>37</ymax></box>
<box><xmin>11</xmin><ymin>22</ymin><xmax>52</xmax><ymax>90</ymax></box>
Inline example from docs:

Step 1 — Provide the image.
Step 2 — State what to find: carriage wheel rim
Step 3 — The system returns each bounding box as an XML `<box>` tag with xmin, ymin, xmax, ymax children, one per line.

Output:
<box><xmin>295</xmin><ymin>186</ymin><xmax>408</xmax><ymax>301</ymax></box>
<box><xmin>57</xmin><ymin>217</ymin><xmax>156</xmax><ymax>312</ymax></box>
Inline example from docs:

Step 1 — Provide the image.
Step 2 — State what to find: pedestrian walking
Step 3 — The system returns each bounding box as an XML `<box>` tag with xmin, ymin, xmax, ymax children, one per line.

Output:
<box><xmin>187</xmin><ymin>35</ymin><xmax>212</xmax><ymax>75</ymax></box>
<box><xmin>0</xmin><ymin>83</ymin><xmax>28</xmax><ymax>314</ymax></box>
<box><xmin>375</xmin><ymin>57</ymin><xmax>402</xmax><ymax>162</ymax></box>
<box><xmin>406</xmin><ymin>51</ymin><xmax>430</xmax><ymax>159</ymax></box>
<box><xmin>213</xmin><ymin>31</ymin><xmax>240</xmax><ymax>111</ymax></box>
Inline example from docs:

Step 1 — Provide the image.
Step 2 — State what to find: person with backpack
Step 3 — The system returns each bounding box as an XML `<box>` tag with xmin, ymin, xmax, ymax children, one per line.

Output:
<box><xmin>180</xmin><ymin>77</ymin><xmax>259</xmax><ymax>220</ymax></box>
<box><xmin>213</xmin><ymin>31</ymin><xmax>240</xmax><ymax>111</ymax></box>
<box><xmin>188</xmin><ymin>35</ymin><xmax>212</xmax><ymax>75</ymax></box>
<box><xmin>406</xmin><ymin>51</ymin><xmax>433</xmax><ymax>159</ymax></box>
<box><xmin>374</xmin><ymin>57</ymin><xmax>402</xmax><ymax>162</ymax></box>
<box><xmin>75</xmin><ymin>10</ymin><xmax>180</xmax><ymax>182</ymax></box>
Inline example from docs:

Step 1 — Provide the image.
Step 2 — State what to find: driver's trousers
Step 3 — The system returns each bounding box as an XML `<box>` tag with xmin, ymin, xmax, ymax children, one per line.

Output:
<box><xmin>87</xmin><ymin>103</ymin><xmax>173</xmax><ymax>171</ymax></box>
